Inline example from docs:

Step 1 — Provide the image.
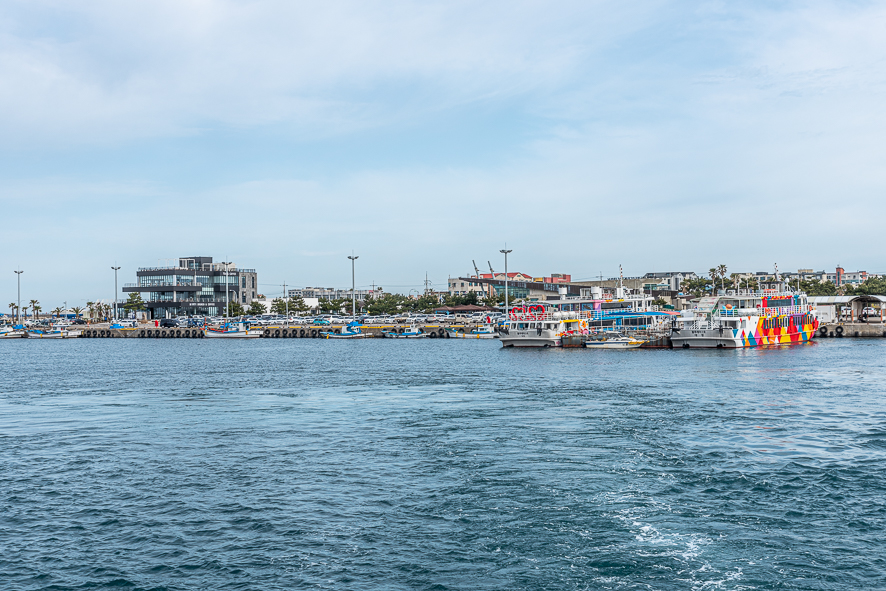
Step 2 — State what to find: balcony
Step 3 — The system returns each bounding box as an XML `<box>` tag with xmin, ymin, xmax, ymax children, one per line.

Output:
<box><xmin>123</xmin><ymin>283</ymin><xmax>202</xmax><ymax>292</ymax></box>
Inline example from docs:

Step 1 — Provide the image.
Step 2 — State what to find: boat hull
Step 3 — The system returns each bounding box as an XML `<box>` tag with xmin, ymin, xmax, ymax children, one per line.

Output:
<box><xmin>500</xmin><ymin>336</ymin><xmax>561</xmax><ymax>347</ymax></box>
<box><xmin>204</xmin><ymin>331</ymin><xmax>261</xmax><ymax>338</ymax></box>
<box><xmin>323</xmin><ymin>332</ymin><xmax>366</xmax><ymax>339</ymax></box>
<box><xmin>670</xmin><ymin>326</ymin><xmax>816</xmax><ymax>348</ymax></box>
<box><xmin>584</xmin><ymin>341</ymin><xmax>644</xmax><ymax>349</ymax></box>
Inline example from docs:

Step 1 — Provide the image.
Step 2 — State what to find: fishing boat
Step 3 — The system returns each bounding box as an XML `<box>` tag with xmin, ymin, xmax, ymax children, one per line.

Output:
<box><xmin>382</xmin><ymin>325</ymin><xmax>428</xmax><ymax>338</ymax></box>
<box><xmin>26</xmin><ymin>327</ymin><xmax>80</xmax><ymax>339</ymax></box>
<box><xmin>584</xmin><ymin>332</ymin><xmax>646</xmax><ymax>349</ymax></box>
<box><xmin>445</xmin><ymin>325</ymin><xmax>499</xmax><ymax>339</ymax></box>
<box><xmin>204</xmin><ymin>321</ymin><xmax>262</xmax><ymax>338</ymax></box>
<box><xmin>322</xmin><ymin>322</ymin><xmax>366</xmax><ymax>339</ymax></box>
<box><xmin>499</xmin><ymin>305</ymin><xmax>589</xmax><ymax>347</ymax></box>
<box><xmin>670</xmin><ymin>283</ymin><xmax>818</xmax><ymax>348</ymax></box>
<box><xmin>0</xmin><ymin>325</ymin><xmax>26</xmax><ymax>339</ymax></box>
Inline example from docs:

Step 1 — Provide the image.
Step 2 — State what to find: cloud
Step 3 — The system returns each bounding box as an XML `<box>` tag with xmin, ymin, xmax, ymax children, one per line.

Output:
<box><xmin>2</xmin><ymin>0</ymin><xmax>886</xmax><ymax>306</ymax></box>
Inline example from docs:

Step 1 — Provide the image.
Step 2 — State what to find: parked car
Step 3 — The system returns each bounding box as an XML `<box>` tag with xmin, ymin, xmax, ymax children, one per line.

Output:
<box><xmin>159</xmin><ymin>318</ymin><xmax>177</xmax><ymax>328</ymax></box>
<box><xmin>312</xmin><ymin>318</ymin><xmax>331</xmax><ymax>325</ymax></box>
<box><xmin>72</xmin><ymin>319</ymin><xmax>87</xmax><ymax>325</ymax></box>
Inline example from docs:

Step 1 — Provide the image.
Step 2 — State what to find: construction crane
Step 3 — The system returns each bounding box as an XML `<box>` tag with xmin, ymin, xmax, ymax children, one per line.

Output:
<box><xmin>488</xmin><ymin>261</ymin><xmax>495</xmax><ymax>275</ymax></box>
<box><xmin>472</xmin><ymin>260</ymin><xmax>481</xmax><ymax>278</ymax></box>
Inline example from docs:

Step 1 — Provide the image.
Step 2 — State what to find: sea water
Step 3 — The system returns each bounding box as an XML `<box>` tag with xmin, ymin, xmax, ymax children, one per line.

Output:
<box><xmin>1</xmin><ymin>338</ymin><xmax>885</xmax><ymax>590</ymax></box>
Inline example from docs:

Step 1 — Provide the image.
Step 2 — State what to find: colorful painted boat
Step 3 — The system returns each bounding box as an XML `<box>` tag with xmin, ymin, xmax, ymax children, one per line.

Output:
<box><xmin>671</xmin><ymin>286</ymin><xmax>818</xmax><ymax>348</ymax></box>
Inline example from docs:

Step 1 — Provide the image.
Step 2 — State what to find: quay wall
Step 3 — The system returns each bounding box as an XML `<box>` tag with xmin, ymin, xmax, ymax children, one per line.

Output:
<box><xmin>77</xmin><ymin>324</ymin><xmax>478</xmax><ymax>339</ymax></box>
<box><xmin>818</xmin><ymin>322</ymin><xmax>886</xmax><ymax>338</ymax></box>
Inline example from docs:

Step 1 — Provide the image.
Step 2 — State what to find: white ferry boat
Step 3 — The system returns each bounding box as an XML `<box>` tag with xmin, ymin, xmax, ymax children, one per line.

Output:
<box><xmin>499</xmin><ymin>287</ymin><xmax>665</xmax><ymax>348</ymax></box>
<box><xmin>499</xmin><ymin>305</ymin><xmax>589</xmax><ymax>347</ymax></box>
<box><xmin>670</xmin><ymin>285</ymin><xmax>819</xmax><ymax>348</ymax></box>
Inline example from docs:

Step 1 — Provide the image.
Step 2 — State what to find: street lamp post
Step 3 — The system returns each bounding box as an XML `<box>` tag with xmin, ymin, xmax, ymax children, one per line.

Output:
<box><xmin>14</xmin><ymin>269</ymin><xmax>23</xmax><ymax>324</ymax></box>
<box><xmin>348</xmin><ymin>254</ymin><xmax>359</xmax><ymax>318</ymax></box>
<box><xmin>500</xmin><ymin>248</ymin><xmax>512</xmax><ymax>317</ymax></box>
<box><xmin>111</xmin><ymin>266</ymin><xmax>121</xmax><ymax>320</ymax></box>
<box><xmin>222</xmin><ymin>261</ymin><xmax>232</xmax><ymax>318</ymax></box>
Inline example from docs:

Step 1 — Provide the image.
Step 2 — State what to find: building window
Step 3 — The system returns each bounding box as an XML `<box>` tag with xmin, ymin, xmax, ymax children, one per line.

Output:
<box><xmin>252</xmin><ymin>277</ymin><xmax>255</xmax><ymax>288</ymax></box>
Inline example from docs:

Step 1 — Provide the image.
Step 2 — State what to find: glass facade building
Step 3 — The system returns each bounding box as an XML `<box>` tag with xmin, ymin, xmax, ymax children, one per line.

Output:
<box><xmin>122</xmin><ymin>256</ymin><xmax>258</xmax><ymax>318</ymax></box>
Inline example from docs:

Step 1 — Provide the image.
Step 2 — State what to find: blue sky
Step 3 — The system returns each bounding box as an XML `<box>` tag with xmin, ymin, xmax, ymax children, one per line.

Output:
<box><xmin>2</xmin><ymin>0</ymin><xmax>885</xmax><ymax>305</ymax></box>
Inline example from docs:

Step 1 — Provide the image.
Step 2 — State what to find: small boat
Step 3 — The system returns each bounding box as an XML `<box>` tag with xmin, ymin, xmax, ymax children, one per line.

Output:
<box><xmin>0</xmin><ymin>325</ymin><xmax>26</xmax><ymax>339</ymax></box>
<box><xmin>27</xmin><ymin>328</ymin><xmax>80</xmax><ymax>339</ymax></box>
<box><xmin>445</xmin><ymin>325</ymin><xmax>499</xmax><ymax>339</ymax></box>
<box><xmin>382</xmin><ymin>325</ymin><xmax>428</xmax><ymax>338</ymax></box>
<box><xmin>110</xmin><ymin>319</ymin><xmax>139</xmax><ymax>330</ymax></box>
<box><xmin>322</xmin><ymin>322</ymin><xmax>366</xmax><ymax>339</ymax></box>
<box><xmin>584</xmin><ymin>332</ymin><xmax>645</xmax><ymax>349</ymax></box>
<box><xmin>204</xmin><ymin>321</ymin><xmax>262</xmax><ymax>338</ymax></box>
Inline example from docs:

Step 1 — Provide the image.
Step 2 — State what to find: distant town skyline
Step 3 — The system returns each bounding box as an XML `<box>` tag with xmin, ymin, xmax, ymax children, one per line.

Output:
<box><xmin>3</xmin><ymin>1</ymin><xmax>885</xmax><ymax>304</ymax></box>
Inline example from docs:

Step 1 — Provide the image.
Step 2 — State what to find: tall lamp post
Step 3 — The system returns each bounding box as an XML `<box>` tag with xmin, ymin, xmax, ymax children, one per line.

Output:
<box><xmin>222</xmin><ymin>261</ymin><xmax>232</xmax><ymax>318</ymax></box>
<box><xmin>500</xmin><ymin>248</ymin><xmax>512</xmax><ymax>317</ymax></box>
<box><xmin>14</xmin><ymin>269</ymin><xmax>23</xmax><ymax>324</ymax></box>
<box><xmin>111</xmin><ymin>265</ymin><xmax>121</xmax><ymax>320</ymax></box>
<box><xmin>348</xmin><ymin>254</ymin><xmax>359</xmax><ymax>317</ymax></box>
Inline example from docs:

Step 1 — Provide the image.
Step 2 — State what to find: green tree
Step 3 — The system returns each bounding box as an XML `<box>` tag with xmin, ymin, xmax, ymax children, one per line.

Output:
<box><xmin>225</xmin><ymin>300</ymin><xmax>245</xmax><ymax>317</ymax></box>
<box><xmin>247</xmin><ymin>301</ymin><xmax>267</xmax><ymax>315</ymax></box>
<box><xmin>270</xmin><ymin>298</ymin><xmax>288</xmax><ymax>315</ymax></box>
<box><xmin>717</xmin><ymin>265</ymin><xmax>728</xmax><ymax>290</ymax></box>
<box><xmin>51</xmin><ymin>306</ymin><xmax>64</xmax><ymax>318</ymax></box>
<box><xmin>319</xmin><ymin>297</ymin><xmax>350</xmax><ymax>313</ymax></box>
<box><xmin>845</xmin><ymin>276</ymin><xmax>886</xmax><ymax>296</ymax></box>
<box><xmin>123</xmin><ymin>293</ymin><xmax>146</xmax><ymax>313</ymax></box>
<box><xmin>289</xmin><ymin>295</ymin><xmax>309</xmax><ymax>314</ymax></box>
<box><xmin>71</xmin><ymin>306</ymin><xmax>84</xmax><ymax>319</ymax></box>
<box><xmin>8</xmin><ymin>302</ymin><xmax>16</xmax><ymax>321</ymax></box>
<box><xmin>365</xmin><ymin>293</ymin><xmax>409</xmax><ymax>315</ymax></box>
<box><xmin>799</xmin><ymin>280</ymin><xmax>836</xmax><ymax>296</ymax></box>
<box><xmin>29</xmin><ymin>299</ymin><xmax>40</xmax><ymax>319</ymax></box>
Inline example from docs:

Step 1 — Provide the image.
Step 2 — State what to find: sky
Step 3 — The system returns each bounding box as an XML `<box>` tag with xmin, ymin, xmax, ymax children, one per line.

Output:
<box><xmin>2</xmin><ymin>0</ymin><xmax>885</xmax><ymax>306</ymax></box>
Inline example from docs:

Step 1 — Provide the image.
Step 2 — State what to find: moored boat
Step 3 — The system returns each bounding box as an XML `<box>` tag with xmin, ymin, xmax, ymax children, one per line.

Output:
<box><xmin>0</xmin><ymin>325</ymin><xmax>26</xmax><ymax>339</ymax></box>
<box><xmin>670</xmin><ymin>283</ymin><xmax>818</xmax><ymax>349</ymax></box>
<box><xmin>499</xmin><ymin>305</ymin><xmax>589</xmax><ymax>347</ymax></box>
<box><xmin>204</xmin><ymin>321</ymin><xmax>262</xmax><ymax>338</ymax></box>
<box><xmin>322</xmin><ymin>322</ymin><xmax>367</xmax><ymax>339</ymax></box>
<box><xmin>445</xmin><ymin>325</ymin><xmax>499</xmax><ymax>339</ymax></box>
<box><xmin>584</xmin><ymin>332</ymin><xmax>646</xmax><ymax>349</ymax></box>
<box><xmin>382</xmin><ymin>325</ymin><xmax>428</xmax><ymax>338</ymax></box>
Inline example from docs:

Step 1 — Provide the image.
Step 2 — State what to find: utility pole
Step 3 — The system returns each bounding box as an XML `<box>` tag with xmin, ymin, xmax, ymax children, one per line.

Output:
<box><xmin>111</xmin><ymin>265</ymin><xmax>121</xmax><ymax>320</ymax></box>
<box><xmin>14</xmin><ymin>269</ymin><xmax>23</xmax><ymax>324</ymax></box>
<box><xmin>500</xmin><ymin>247</ymin><xmax>512</xmax><ymax>316</ymax></box>
<box><xmin>348</xmin><ymin>254</ymin><xmax>359</xmax><ymax>317</ymax></box>
<box><xmin>283</xmin><ymin>282</ymin><xmax>288</xmax><ymax>316</ymax></box>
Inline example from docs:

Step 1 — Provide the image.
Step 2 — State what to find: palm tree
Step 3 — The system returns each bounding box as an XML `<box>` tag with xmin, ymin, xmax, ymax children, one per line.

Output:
<box><xmin>30</xmin><ymin>299</ymin><xmax>40</xmax><ymax>319</ymax></box>
<box><xmin>8</xmin><ymin>302</ymin><xmax>16</xmax><ymax>321</ymax></box>
<box><xmin>21</xmin><ymin>305</ymin><xmax>29</xmax><ymax>320</ymax></box>
<box><xmin>71</xmin><ymin>306</ymin><xmax>84</xmax><ymax>319</ymax></box>
<box><xmin>717</xmin><ymin>264</ymin><xmax>728</xmax><ymax>290</ymax></box>
<box><xmin>52</xmin><ymin>306</ymin><xmax>63</xmax><ymax>318</ymax></box>
<box><xmin>708</xmin><ymin>268</ymin><xmax>717</xmax><ymax>292</ymax></box>
<box><xmin>86</xmin><ymin>302</ymin><xmax>95</xmax><ymax>321</ymax></box>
